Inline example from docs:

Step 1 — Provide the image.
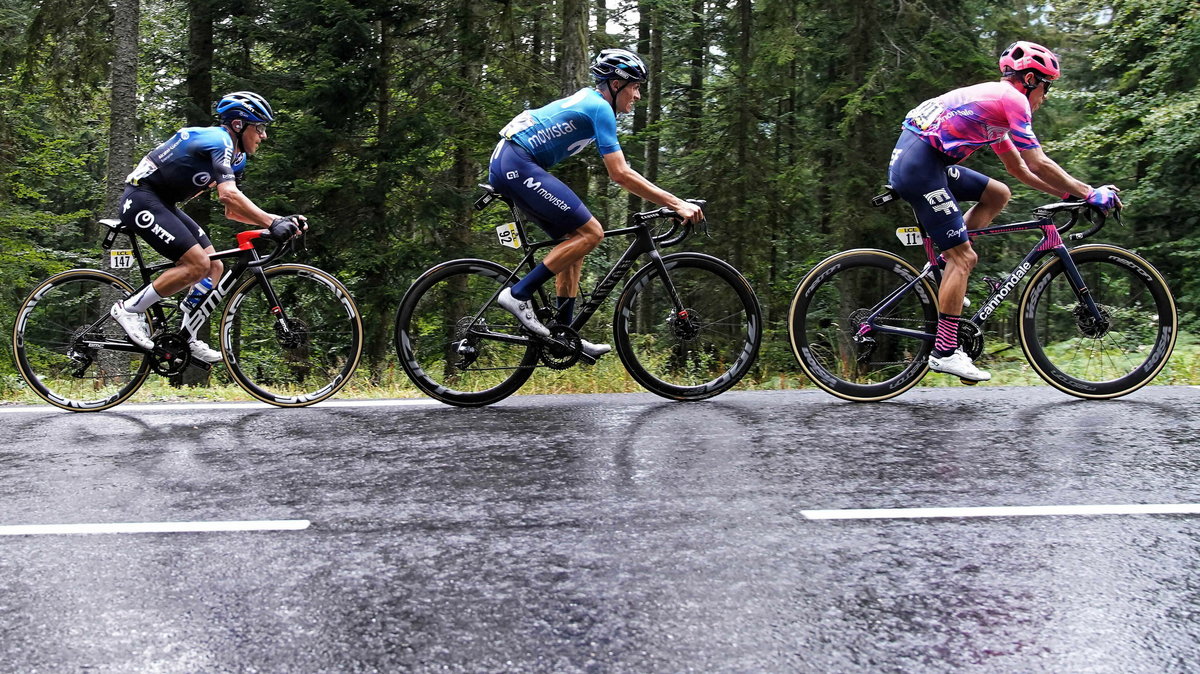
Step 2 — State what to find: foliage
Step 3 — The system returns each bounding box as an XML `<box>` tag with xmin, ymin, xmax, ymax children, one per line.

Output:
<box><xmin>1</xmin><ymin>0</ymin><xmax>1198</xmax><ymax>391</ymax></box>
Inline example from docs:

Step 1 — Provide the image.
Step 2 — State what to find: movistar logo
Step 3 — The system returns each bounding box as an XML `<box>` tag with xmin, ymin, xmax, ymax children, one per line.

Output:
<box><xmin>524</xmin><ymin>119</ymin><xmax>577</xmax><ymax>148</ymax></box>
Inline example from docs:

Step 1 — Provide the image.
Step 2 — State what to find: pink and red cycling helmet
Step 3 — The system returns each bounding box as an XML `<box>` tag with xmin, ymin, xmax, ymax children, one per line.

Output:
<box><xmin>999</xmin><ymin>41</ymin><xmax>1061</xmax><ymax>82</ymax></box>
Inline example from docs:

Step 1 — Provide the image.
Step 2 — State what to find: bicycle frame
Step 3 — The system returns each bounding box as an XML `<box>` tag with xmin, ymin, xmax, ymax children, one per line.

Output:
<box><xmin>470</xmin><ymin>193</ymin><xmax>693</xmax><ymax>343</ymax></box>
<box><xmin>859</xmin><ymin>209</ymin><xmax>1105</xmax><ymax>343</ymax></box>
<box><xmin>83</xmin><ymin>222</ymin><xmax>291</xmax><ymax>357</ymax></box>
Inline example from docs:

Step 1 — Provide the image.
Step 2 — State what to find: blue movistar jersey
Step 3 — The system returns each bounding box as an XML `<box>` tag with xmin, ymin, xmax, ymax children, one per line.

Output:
<box><xmin>499</xmin><ymin>88</ymin><xmax>621</xmax><ymax>169</ymax></box>
<box><xmin>125</xmin><ymin>126</ymin><xmax>246</xmax><ymax>203</ymax></box>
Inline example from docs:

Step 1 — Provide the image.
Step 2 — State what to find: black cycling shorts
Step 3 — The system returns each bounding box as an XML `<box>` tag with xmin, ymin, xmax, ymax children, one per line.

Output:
<box><xmin>887</xmin><ymin>130</ymin><xmax>991</xmax><ymax>251</ymax></box>
<box><xmin>119</xmin><ymin>185</ymin><xmax>212</xmax><ymax>261</ymax></box>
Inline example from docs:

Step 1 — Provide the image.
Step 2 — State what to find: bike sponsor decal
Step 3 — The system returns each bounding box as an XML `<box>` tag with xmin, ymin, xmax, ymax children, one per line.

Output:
<box><xmin>895</xmin><ymin>227</ymin><xmax>924</xmax><ymax>246</ymax></box>
<box><xmin>1146</xmin><ymin>326</ymin><xmax>1173</xmax><ymax>372</ymax></box>
<box><xmin>1107</xmin><ymin>254</ymin><xmax>1154</xmax><ymax>284</ymax></box>
<box><xmin>804</xmin><ymin>263</ymin><xmax>842</xmax><ymax>299</ymax></box>
<box><xmin>1025</xmin><ymin>272</ymin><xmax>1052</xmax><ymax>320</ymax></box>
<box><xmin>496</xmin><ymin>222</ymin><xmax>521</xmax><ymax>249</ymax></box>
<box><xmin>977</xmin><ymin>261</ymin><xmax>1031</xmax><ymax>322</ymax></box>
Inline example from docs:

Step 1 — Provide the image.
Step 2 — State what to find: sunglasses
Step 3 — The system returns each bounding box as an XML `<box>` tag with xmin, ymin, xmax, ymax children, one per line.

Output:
<box><xmin>251</xmin><ymin>123</ymin><xmax>269</xmax><ymax>135</ymax></box>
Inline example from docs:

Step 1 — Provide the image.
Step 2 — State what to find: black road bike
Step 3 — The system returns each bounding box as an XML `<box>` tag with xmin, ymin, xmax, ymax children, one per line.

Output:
<box><xmin>788</xmin><ymin>187</ymin><xmax>1176</xmax><ymax>402</ymax></box>
<box><xmin>13</xmin><ymin>219</ymin><xmax>363</xmax><ymax>411</ymax></box>
<box><xmin>394</xmin><ymin>185</ymin><xmax>762</xmax><ymax>407</ymax></box>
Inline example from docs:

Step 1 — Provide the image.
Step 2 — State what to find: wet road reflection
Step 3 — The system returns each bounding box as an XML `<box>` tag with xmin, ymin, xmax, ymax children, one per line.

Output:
<box><xmin>0</xmin><ymin>386</ymin><xmax>1198</xmax><ymax>670</ymax></box>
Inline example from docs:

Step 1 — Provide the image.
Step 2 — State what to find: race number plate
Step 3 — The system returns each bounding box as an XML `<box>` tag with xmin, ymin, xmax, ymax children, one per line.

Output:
<box><xmin>895</xmin><ymin>227</ymin><xmax>924</xmax><ymax>247</ymax></box>
<box><xmin>496</xmin><ymin>222</ymin><xmax>521</xmax><ymax>249</ymax></box>
<box><xmin>109</xmin><ymin>249</ymin><xmax>135</xmax><ymax>269</ymax></box>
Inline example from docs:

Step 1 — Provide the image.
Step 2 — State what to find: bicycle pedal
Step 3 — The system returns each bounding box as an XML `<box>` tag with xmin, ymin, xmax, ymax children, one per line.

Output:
<box><xmin>959</xmin><ymin>378</ymin><xmax>979</xmax><ymax>386</ymax></box>
<box><xmin>189</xmin><ymin>360</ymin><xmax>214</xmax><ymax>372</ymax></box>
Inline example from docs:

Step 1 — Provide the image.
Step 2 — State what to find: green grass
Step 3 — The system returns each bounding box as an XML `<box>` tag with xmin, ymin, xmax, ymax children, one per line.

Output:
<box><xmin>4</xmin><ymin>334</ymin><xmax>1199</xmax><ymax>406</ymax></box>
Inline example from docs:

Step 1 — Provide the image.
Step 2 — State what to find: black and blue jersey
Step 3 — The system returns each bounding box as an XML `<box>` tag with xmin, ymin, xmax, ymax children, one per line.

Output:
<box><xmin>125</xmin><ymin>126</ymin><xmax>246</xmax><ymax>203</ymax></box>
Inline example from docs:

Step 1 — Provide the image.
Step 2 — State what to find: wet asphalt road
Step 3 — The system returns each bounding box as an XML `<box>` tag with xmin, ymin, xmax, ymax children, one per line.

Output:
<box><xmin>1</xmin><ymin>386</ymin><xmax>1199</xmax><ymax>672</ymax></box>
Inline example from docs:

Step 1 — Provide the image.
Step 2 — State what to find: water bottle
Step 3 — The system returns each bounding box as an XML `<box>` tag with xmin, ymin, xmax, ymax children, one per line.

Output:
<box><xmin>181</xmin><ymin>277</ymin><xmax>214</xmax><ymax>311</ymax></box>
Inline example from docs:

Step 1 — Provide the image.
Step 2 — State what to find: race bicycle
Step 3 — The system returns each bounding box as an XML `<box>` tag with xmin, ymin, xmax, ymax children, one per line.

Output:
<box><xmin>788</xmin><ymin>186</ymin><xmax>1176</xmax><ymax>402</ymax></box>
<box><xmin>13</xmin><ymin>218</ymin><xmax>363</xmax><ymax>411</ymax></box>
<box><xmin>394</xmin><ymin>185</ymin><xmax>762</xmax><ymax>407</ymax></box>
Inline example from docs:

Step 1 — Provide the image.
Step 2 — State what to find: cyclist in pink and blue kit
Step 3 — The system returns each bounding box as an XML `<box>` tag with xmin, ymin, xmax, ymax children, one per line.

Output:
<box><xmin>888</xmin><ymin>41</ymin><xmax>1122</xmax><ymax>382</ymax></box>
<box><xmin>489</xmin><ymin>48</ymin><xmax>703</xmax><ymax>358</ymax></box>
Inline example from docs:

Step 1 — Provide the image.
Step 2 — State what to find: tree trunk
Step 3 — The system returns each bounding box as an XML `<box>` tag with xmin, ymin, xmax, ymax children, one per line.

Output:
<box><xmin>685</xmin><ymin>0</ymin><xmax>705</xmax><ymax>152</ymax></box>
<box><xmin>104</xmin><ymin>0</ymin><xmax>139</xmax><ymax>218</ymax></box>
<box><xmin>644</xmin><ymin>5</ymin><xmax>662</xmax><ymax>186</ymax></box>
<box><xmin>627</xmin><ymin>0</ymin><xmax>652</xmax><ymax>216</ymax></box>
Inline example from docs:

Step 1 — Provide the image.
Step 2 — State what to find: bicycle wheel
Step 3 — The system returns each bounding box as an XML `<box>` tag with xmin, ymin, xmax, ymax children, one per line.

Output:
<box><xmin>613</xmin><ymin>252</ymin><xmax>761</xmax><ymax>400</ymax></box>
<box><xmin>1019</xmin><ymin>244</ymin><xmax>1177</xmax><ymax>399</ymax></box>
<box><xmin>394</xmin><ymin>259</ymin><xmax>538</xmax><ymax>406</ymax></box>
<box><xmin>220</xmin><ymin>264</ymin><xmax>363</xmax><ymax>406</ymax></box>
<box><xmin>12</xmin><ymin>269</ymin><xmax>151</xmax><ymax>411</ymax></box>
<box><xmin>788</xmin><ymin>249</ymin><xmax>938</xmax><ymax>402</ymax></box>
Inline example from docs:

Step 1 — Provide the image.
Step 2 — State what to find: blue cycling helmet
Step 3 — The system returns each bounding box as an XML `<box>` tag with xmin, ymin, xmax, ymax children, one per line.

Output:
<box><xmin>590</xmin><ymin>49</ymin><xmax>648</xmax><ymax>83</ymax></box>
<box><xmin>216</xmin><ymin>91</ymin><xmax>275</xmax><ymax>124</ymax></box>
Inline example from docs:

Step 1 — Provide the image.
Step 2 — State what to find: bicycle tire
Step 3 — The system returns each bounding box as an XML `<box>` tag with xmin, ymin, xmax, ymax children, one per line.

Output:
<box><xmin>12</xmin><ymin>269</ymin><xmax>151</xmax><ymax>411</ymax></box>
<box><xmin>394</xmin><ymin>259</ymin><xmax>538</xmax><ymax>407</ymax></box>
<box><xmin>1018</xmin><ymin>244</ymin><xmax>1177</xmax><ymax>399</ymax></box>
<box><xmin>613</xmin><ymin>252</ymin><xmax>761</xmax><ymax>400</ymax></box>
<box><xmin>788</xmin><ymin>249</ymin><xmax>938</xmax><ymax>402</ymax></box>
<box><xmin>221</xmin><ymin>264</ymin><xmax>363</xmax><ymax>407</ymax></box>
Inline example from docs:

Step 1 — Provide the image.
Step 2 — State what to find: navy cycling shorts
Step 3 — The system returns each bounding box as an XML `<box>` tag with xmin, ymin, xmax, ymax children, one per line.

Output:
<box><xmin>487</xmin><ymin>140</ymin><xmax>593</xmax><ymax>239</ymax></box>
<box><xmin>119</xmin><ymin>185</ymin><xmax>212</xmax><ymax>261</ymax></box>
<box><xmin>887</xmin><ymin>130</ymin><xmax>991</xmax><ymax>251</ymax></box>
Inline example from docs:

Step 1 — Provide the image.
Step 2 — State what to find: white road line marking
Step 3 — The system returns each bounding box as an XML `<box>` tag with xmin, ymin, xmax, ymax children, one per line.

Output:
<box><xmin>0</xmin><ymin>398</ymin><xmax>440</xmax><ymax>414</ymax></box>
<box><xmin>801</xmin><ymin>504</ymin><xmax>1200</xmax><ymax>520</ymax></box>
<box><xmin>0</xmin><ymin>519</ymin><xmax>311</xmax><ymax>536</ymax></box>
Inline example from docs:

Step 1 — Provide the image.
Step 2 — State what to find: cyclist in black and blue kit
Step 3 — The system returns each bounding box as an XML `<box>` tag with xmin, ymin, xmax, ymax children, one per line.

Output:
<box><xmin>489</xmin><ymin>49</ymin><xmax>703</xmax><ymax>357</ymax></box>
<box><xmin>109</xmin><ymin>91</ymin><xmax>306</xmax><ymax>361</ymax></box>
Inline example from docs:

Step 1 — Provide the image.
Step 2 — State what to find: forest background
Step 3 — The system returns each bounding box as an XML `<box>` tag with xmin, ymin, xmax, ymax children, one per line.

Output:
<box><xmin>1</xmin><ymin>0</ymin><xmax>1197</xmax><ymax>398</ymax></box>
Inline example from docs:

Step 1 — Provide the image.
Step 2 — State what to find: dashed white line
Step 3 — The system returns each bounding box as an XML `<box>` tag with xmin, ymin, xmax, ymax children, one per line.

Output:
<box><xmin>0</xmin><ymin>519</ymin><xmax>311</xmax><ymax>536</ymax></box>
<box><xmin>801</xmin><ymin>503</ymin><xmax>1200</xmax><ymax>520</ymax></box>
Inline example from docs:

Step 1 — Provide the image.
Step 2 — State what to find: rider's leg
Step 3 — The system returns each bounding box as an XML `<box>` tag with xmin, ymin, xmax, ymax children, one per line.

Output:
<box><xmin>963</xmin><ymin>179</ymin><xmax>1011</xmax><ymax>230</ymax></box>
<box><xmin>511</xmin><ymin>218</ymin><xmax>603</xmax><ymax>301</ymax></box>
<box><xmin>934</xmin><ymin>240</ymin><xmax>977</xmax><ymax>355</ymax></box>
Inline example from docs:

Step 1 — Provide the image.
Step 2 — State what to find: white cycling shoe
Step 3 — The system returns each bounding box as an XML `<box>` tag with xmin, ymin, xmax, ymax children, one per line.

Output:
<box><xmin>580</xmin><ymin>339</ymin><xmax>611</xmax><ymax>359</ymax></box>
<box><xmin>110</xmin><ymin>301</ymin><xmax>154</xmax><ymax>350</ymax></box>
<box><xmin>497</xmin><ymin>287</ymin><xmax>551</xmax><ymax>337</ymax></box>
<box><xmin>188</xmin><ymin>339</ymin><xmax>223</xmax><ymax>364</ymax></box>
<box><xmin>928</xmin><ymin>349</ymin><xmax>991</xmax><ymax>382</ymax></box>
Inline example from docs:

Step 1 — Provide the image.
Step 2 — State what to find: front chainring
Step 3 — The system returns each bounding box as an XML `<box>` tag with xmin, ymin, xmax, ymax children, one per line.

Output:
<box><xmin>540</xmin><ymin>324</ymin><xmax>581</xmax><ymax>370</ymax></box>
<box><xmin>149</xmin><ymin>333</ymin><xmax>191</xmax><ymax>376</ymax></box>
<box><xmin>959</xmin><ymin>320</ymin><xmax>984</xmax><ymax>361</ymax></box>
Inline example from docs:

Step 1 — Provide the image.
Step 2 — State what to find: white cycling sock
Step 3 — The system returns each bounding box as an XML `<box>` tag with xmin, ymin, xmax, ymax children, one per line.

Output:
<box><xmin>124</xmin><ymin>283</ymin><xmax>164</xmax><ymax>313</ymax></box>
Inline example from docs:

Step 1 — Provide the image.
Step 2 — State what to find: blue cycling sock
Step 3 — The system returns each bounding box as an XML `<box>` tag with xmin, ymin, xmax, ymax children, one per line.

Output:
<box><xmin>556</xmin><ymin>296</ymin><xmax>576</xmax><ymax>324</ymax></box>
<box><xmin>511</xmin><ymin>263</ymin><xmax>555</xmax><ymax>301</ymax></box>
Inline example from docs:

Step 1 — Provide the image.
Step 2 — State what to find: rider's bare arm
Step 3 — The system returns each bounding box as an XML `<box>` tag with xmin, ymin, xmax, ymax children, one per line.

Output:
<box><xmin>602</xmin><ymin>151</ymin><xmax>703</xmax><ymax>223</ymax></box>
<box><xmin>216</xmin><ymin>181</ymin><xmax>277</xmax><ymax>227</ymax></box>
<box><xmin>1015</xmin><ymin>147</ymin><xmax>1093</xmax><ymax>198</ymax></box>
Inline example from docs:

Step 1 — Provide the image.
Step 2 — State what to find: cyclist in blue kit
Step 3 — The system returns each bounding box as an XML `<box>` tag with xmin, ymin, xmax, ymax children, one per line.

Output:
<box><xmin>489</xmin><ymin>49</ymin><xmax>703</xmax><ymax>357</ymax></box>
<box><xmin>109</xmin><ymin>91</ymin><xmax>307</xmax><ymax>362</ymax></box>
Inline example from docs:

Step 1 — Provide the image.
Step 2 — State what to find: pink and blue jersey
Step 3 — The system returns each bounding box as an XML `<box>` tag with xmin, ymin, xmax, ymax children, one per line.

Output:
<box><xmin>902</xmin><ymin>81</ymin><xmax>1039</xmax><ymax>161</ymax></box>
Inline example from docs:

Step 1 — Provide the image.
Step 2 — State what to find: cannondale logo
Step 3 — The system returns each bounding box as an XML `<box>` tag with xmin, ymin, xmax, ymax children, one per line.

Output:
<box><xmin>134</xmin><ymin>210</ymin><xmax>156</xmax><ymax>229</ymax></box>
<box><xmin>192</xmin><ymin>172</ymin><xmax>212</xmax><ymax>186</ymax></box>
<box><xmin>948</xmin><ymin>166</ymin><xmax>961</xmax><ymax>180</ymax></box>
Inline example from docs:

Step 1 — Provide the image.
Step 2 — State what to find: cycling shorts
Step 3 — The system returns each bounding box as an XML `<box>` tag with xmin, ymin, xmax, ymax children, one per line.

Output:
<box><xmin>487</xmin><ymin>139</ymin><xmax>593</xmax><ymax>239</ymax></box>
<box><xmin>119</xmin><ymin>185</ymin><xmax>212</xmax><ymax>261</ymax></box>
<box><xmin>887</xmin><ymin>129</ymin><xmax>991</xmax><ymax>251</ymax></box>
